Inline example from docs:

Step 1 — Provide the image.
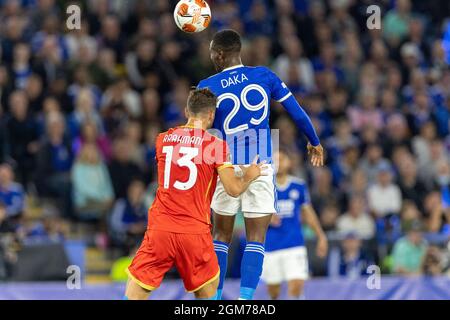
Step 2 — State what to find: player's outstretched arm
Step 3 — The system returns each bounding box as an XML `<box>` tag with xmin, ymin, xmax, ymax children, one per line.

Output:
<box><xmin>218</xmin><ymin>155</ymin><xmax>266</xmax><ymax>198</ymax></box>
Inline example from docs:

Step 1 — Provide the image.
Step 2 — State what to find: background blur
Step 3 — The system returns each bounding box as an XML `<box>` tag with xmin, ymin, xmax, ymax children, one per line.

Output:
<box><xmin>0</xmin><ymin>0</ymin><xmax>449</xmax><ymax>298</ymax></box>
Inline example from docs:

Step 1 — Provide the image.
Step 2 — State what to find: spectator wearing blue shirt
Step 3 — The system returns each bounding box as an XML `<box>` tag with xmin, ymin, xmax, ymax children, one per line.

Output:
<box><xmin>109</xmin><ymin>179</ymin><xmax>147</xmax><ymax>254</ymax></box>
<box><xmin>243</xmin><ymin>0</ymin><xmax>273</xmax><ymax>38</ymax></box>
<box><xmin>328</xmin><ymin>232</ymin><xmax>374</xmax><ymax>278</ymax></box>
<box><xmin>0</xmin><ymin>163</ymin><xmax>25</xmax><ymax>218</ymax></box>
<box><xmin>35</xmin><ymin>111</ymin><xmax>73</xmax><ymax>218</ymax></box>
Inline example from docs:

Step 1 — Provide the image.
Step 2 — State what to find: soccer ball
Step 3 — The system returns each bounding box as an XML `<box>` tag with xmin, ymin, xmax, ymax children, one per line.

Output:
<box><xmin>173</xmin><ymin>0</ymin><xmax>211</xmax><ymax>33</ymax></box>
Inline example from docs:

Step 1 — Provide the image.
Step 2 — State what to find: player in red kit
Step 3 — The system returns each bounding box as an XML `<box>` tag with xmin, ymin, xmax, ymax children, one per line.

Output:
<box><xmin>124</xmin><ymin>88</ymin><xmax>267</xmax><ymax>300</ymax></box>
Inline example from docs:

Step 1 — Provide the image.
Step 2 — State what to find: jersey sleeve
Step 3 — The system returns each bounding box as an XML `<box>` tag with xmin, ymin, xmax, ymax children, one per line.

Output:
<box><xmin>299</xmin><ymin>183</ymin><xmax>311</xmax><ymax>206</ymax></box>
<box><xmin>197</xmin><ymin>79</ymin><xmax>208</xmax><ymax>89</ymax></box>
<box><xmin>266</xmin><ymin>68</ymin><xmax>321</xmax><ymax>146</ymax></box>
<box><xmin>266</xmin><ymin>67</ymin><xmax>293</xmax><ymax>103</ymax></box>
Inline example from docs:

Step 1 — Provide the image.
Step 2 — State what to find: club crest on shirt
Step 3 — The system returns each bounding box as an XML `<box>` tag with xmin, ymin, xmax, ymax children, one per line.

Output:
<box><xmin>289</xmin><ymin>189</ymin><xmax>299</xmax><ymax>200</ymax></box>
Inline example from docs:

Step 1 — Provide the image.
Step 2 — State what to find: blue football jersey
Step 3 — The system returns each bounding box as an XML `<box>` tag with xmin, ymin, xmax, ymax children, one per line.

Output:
<box><xmin>198</xmin><ymin>64</ymin><xmax>292</xmax><ymax>165</ymax></box>
<box><xmin>265</xmin><ymin>176</ymin><xmax>310</xmax><ymax>252</ymax></box>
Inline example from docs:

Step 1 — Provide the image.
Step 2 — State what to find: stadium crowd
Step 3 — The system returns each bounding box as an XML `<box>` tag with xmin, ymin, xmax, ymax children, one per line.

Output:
<box><xmin>0</xmin><ymin>0</ymin><xmax>449</xmax><ymax>280</ymax></box>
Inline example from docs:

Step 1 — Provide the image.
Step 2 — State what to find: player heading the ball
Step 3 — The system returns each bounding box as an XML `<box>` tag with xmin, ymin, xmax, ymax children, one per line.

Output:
<box><xmin>124</xmin><ymin>88</ymin><xmax>268</xmax><ymax>300</ymax></box>
<box><xmin>197</xmin><ymin>29</ymin><xmax>324</xmax><ymax>300</ymax></box>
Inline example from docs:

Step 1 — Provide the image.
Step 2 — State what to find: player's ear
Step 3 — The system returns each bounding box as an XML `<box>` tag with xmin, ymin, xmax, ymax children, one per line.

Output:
<box><xmin>184</xmin><ymin>107</ymin><xmax>190</xmax><ymax>119</ymax></box>
<box><xmin>209</xmin><ymin>108</ymin><xmax>215</xmax><ymax>122</ymax></box>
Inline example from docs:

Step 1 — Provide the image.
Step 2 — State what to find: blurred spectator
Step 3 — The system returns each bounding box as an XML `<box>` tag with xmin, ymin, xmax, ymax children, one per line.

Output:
<box><xmin>383</xmin><ymin>0</ymin><xmax>412</xmax><ymax>47</ymax></box>
<box><xmin>328</xmin><ymin>232</ymin><xmax>374</xmax><ymax>278</ymax></box>
<box><xmin>0</xmin><ymin>163</ymin><xmax>25</xmax><ymax>218</ymax></box>
<box><xmin>71</xmin><ymin>144</ymin><xmax>114</xmax><ymax>220</ymax></box>
<box><xmin>391</xmin><ymin>220</ymin><xmax>428</xmax><ymax>275</ymax></box>
<box><xmin>5</xmin><ymin>90</ymin><xmax>39</xmax><ymax>186</ymax></box>
<box><xmin>68</xmin><ymin>88</ymin><xmax>103</xmax><ymax>138</ymax></box>
<box><xmin>368</xmin><ymin>163</ymin><xmax>402</xmax><ymax>218</ymax></box>
<box><xmin>0</xmin><ymin>202</ymin><xmax>15</xmax><ymax>233</ymax></box>
<box><xmin>72</xmin><ymin>121</ymin><xmax>112</xmax><ymax>162</ymax></box>
<box><xmin>10</xmin><ymin>42</ymin><xmax>32</xmax><ymax>90</ymax></box>
<box><xmin>0</xmin><ymin>202</ymin><xmax>19</xmax><ymax>280</ymax></box>
<box><xmin>319</xmin><ymin>203</ymin><xmax>339</xmax><ymax>233</ymax></box>
<box><xmin>329</xmin><ymin>145</ymin><xmax>360</xmax><ymax>189</ymax></box>
<box><xmin>359</xmin><ymin>144</ymin><xmax>391</xmax><ymax>185</ymax></box>
<box><xmin>243</xmin><ymin>0</ymin><xmax>273</xmax><ymax>37</ymax></box>
<box><xmin>337</xmin><ymin>195</ymin><xmax>375</xmax><ymax>240</ymax></box>
<box><xmin>125</xmin><ymin>38</ymin><xmax>158</xmax><ymax>90</ymax></box>
<box><xmin>311</xmin><ymin>167</ymin><xmax>343</xmax><ymax>213</ymax></box>
<box><xmin>108</xmin><ymin>138</ymin><xmax>142</xmax><ymax>199</ymax></box>
<box><xmin>35</xmin><ymin>112</ymin><xmax>73</xmax><ymax>218</ymax></box>
<box><xmin>272</xmin><ymin>36</ymin><xmax>315</xmax><ymax>93</ymax></box>
<box><xmin>421</xmin><ymin>245</ymin><xmax>446</xmax><ymax>276</ymax></box>
<box><xmin>348</xmin><ymin>90</ymin><xmax>383</xmax><ymax>132</ymax></box>
<box><xmin>25</xmin><ymin>215</ymin><xmax>68</xmax><ymax>244</ymax></box>
<box><xmin>109</xmin><ymin>179</ymin><xmax>147</xmax><ymax>253</ymax></box>
<box><xmin>101</xmin><ymin>77</ymin><xmax>141</xmax><ymax>120</ymax></box>
<box><xmin>396</xmin><ymin>156</ymin><xmax>428</xmax><ymax>211</ymax></box>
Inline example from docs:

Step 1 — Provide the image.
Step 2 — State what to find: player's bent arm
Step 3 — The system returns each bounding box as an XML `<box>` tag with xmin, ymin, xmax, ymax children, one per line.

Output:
<box><xmin>218</xmin><ymin>165</ymin><xmax>261</xmax><ymax>198</ymax></box>
<box><xmin>302</xmin><ymin>204</ymin><xmax>326</xmax><ymax>239</ymax></box>
<box><xmin>280</xmin><ymin>95</ymin><xmax>320</xmax><ymax>147</ymax></box>
<box><xmin>302</xmin><ymin>204</ymin><xmax>328</xmax><ymax>257</ymax></box>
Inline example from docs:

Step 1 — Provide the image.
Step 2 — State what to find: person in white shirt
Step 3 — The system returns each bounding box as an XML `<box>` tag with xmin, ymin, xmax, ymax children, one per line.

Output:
<box><xmin>367</xmin><ymin>162</ymin><xmax>402</xmax><ymax>218</ymax></box>
<box><xmin>337</xmin><ymin>195</ymin><xmax>375</xmax><ymax>239</ymax></box>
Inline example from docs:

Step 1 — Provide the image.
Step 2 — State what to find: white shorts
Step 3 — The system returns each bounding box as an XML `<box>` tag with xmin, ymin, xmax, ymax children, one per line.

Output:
<box><xmin>211</xmin><ymin>165</ymin><xmax>277</xmax><ymax>218</ymax></box>
<box><xmin>261</xmin><ymin>246</ymin><xmax>309</xmax><ymax>284</ymax></box>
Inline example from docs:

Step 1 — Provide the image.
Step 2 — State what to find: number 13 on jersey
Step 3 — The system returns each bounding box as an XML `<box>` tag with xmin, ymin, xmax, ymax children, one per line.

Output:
<box><xmin>162</xmin><ymin>146</ymin><xmax>199</xmax><ymax>191</ymax></box>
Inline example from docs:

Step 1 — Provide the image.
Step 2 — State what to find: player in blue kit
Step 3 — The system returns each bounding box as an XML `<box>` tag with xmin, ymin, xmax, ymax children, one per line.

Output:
<box><xmin>197</xmin><ymin>29</ymin><xmax>324</xmax><ymax>300</ymax></box>
<box><xmin>262</xmin><ymin>149</ymin><xmax>328</xmax><ymax>300</ymax></box>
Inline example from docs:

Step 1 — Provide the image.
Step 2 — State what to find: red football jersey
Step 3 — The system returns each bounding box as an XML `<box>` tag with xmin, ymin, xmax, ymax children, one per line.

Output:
<box><xmin>148</xmin><ymin>125</ymin><xmax>232</xmax><ymax>234</ymax></box>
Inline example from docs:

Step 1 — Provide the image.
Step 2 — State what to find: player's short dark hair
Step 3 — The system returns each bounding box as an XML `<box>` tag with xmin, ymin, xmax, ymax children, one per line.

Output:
<box><xmin>212</xmin><ymin>29</ymin><xmax>242</xmax><ymax>53</ymax></box>
<box><xmin>187</xmin><ymin>88</ymin><xmax>217</xmax><ymax>115</ymax></box>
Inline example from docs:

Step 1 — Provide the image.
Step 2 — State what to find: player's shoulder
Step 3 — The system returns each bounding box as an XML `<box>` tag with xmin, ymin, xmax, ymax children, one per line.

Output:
<box><xmin>155</xmin><ymin>129</ymin><xmax>170</xmax><ymax>144</ymax></box>
<box><xmin>287</xmin><ymin>175</ymin><xmax>307</xmax><ymax>188</ymax></box>
<box><xmin>252</xmin><ymin>65</ymin><xmax>277</xmax><ymax>77</ymax></box>
<box><xmin>204</xmin><ymin>129</ymin><xmax>226</xmax><ymax>144</ymax></box>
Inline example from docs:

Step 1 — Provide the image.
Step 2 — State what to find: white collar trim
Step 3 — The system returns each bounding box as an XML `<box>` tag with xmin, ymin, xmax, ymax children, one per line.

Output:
<box><xmin>222</xmin><ymin>64</ymin><xmax>244</xmax><ymax>72</ymax></box>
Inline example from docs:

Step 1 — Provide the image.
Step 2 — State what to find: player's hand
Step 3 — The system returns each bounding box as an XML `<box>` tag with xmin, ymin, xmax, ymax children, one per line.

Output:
<box><xmin>240</xmin><ymin>155</ymin><xmax>268</xmax><ymax>182</ymax></box>
<box><xmin>270</xmin><ymin>214</ymin><xmax>281</xmax><ymax>227</ymax></box>
<box><xmin>316</xmin><ymin>235</ymin><xmax>328</xmax><ymax>258</ymax></box>
<box><xmin>307</xmin><ymin>143</ymin><xmax>324</xmax><ymax>167</ymax></box>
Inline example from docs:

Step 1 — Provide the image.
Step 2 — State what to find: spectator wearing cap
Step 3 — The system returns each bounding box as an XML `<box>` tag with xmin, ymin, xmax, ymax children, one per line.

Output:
<box><xmin>391</xmin><ymin>220</ymin><xmax>428</xmax><ymax>275</ymax></box>
<box><xmin>327</xmin><ymin>232</ymin><xmax>374</xmax><ymax>279</ymax></box>
<box><xmin>0</xmin><ymin>163</ymin><xmax>25</xmax><ymax>219</ymax></box>
<box><xmin>368</xmin><ymin>162</ymin><xmax>402</xmax><ymax>218</ymax></box>
<box><xmin>337</xmin><ymin>195</ymin><xmax>375</xmax><ymax>240</ymax></box>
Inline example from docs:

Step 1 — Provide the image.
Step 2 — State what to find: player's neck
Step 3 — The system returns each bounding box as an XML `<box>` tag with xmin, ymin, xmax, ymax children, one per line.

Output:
<box><xmin>276</xmin><ymin>174</ymin><xmax>288</xmax><ymax>186</ymax></box>
<box><xmin>222</xmin><ymin>57</ymin><xmax>243</xmax><ymax>71</ymax></box>
<box><xmin>183</xmin><ymin>118</ymin><xmax>208</xmax><ymax>131</ymax></box>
